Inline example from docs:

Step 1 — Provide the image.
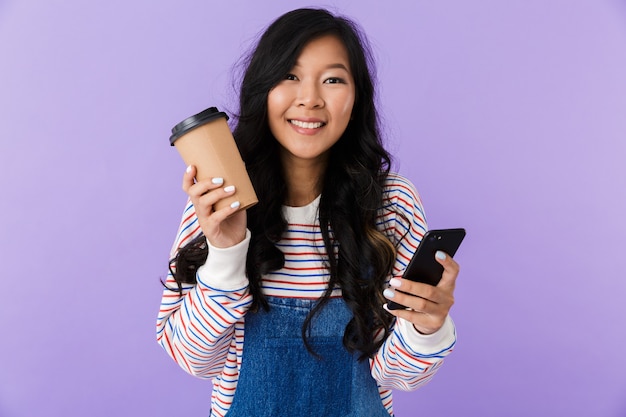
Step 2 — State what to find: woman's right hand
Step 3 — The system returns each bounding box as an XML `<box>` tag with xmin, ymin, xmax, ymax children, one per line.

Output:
<box><xmin>182</xmin><ymin>165</ymin><xmax>247</xmax><ymax>248</ymax></box>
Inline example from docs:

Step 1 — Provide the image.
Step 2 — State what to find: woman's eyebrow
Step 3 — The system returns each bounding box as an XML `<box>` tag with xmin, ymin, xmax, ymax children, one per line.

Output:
<box><xmin>292</xmin><ymin>62</ymin><xmax>350</xmax><ymax>71</ymax></box>
<box><xmin>326</xmin><ymin>63</ymin><xmax>349</xmax><ymax>71</ymax></box>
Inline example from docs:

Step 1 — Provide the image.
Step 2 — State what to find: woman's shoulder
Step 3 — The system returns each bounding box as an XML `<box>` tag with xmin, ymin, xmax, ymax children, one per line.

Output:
<box><xmin>382</xmin><ymin>172</ymin><xmax>422</xmax><ymax>205</ymax></box>
<box><xmin>378</xmin><ymin>172</ymin><xmax>428</xmax><ymax>242</ymax></box>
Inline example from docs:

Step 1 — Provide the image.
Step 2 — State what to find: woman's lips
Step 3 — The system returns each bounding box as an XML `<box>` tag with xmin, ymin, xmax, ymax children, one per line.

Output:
<box><xmin>289</xmin><ymin>119</ymin><xmax>326</xmax><ymax>129</ymax></box>
<box><xmin>288</xmin><ymin>119</ymin><xmax>326</xmax><ymax>135</ymax></box>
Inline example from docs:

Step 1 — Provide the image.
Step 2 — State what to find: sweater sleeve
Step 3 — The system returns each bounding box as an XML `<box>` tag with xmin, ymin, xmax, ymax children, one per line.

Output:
<box><xmin>156</xmin><ymin>199</ymin><xmax>253</xmax><ymax>378</ymax></box>
<box><xmin>370</xmin><ymin>174</ymin><xmax>457</xmax><ymax>390</ymax></box>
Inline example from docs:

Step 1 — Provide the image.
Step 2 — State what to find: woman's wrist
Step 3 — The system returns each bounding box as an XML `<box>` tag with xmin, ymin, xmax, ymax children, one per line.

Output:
<box><xmin>197</xmin><ymin>229</ymin><xmax>251</xmax><ymax>289</ymax></box>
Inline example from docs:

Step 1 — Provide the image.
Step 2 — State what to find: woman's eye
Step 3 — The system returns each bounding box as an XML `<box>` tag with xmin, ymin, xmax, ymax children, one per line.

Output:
<box><xmin>284</xmin><ymin>74</ymin><xmax>298</xmax><ymax>81</ymax></box>
<box><xmin>324</xmin><ymin>77</ymin><xmax>346</xmax><ymax>84</ymax></box>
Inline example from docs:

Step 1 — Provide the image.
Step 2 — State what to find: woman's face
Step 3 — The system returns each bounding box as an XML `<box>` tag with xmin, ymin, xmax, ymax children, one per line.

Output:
<box><xmin>267</xmin><ymin>35</ymin><xmax>356</xmax><ymax>167</ymax></box>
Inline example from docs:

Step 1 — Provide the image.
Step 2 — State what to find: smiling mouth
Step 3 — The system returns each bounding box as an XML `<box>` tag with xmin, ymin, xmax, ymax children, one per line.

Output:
<box><xmin>289</xmin><ymin>120</ymin><xmax>326</xmax><ymax>129</ymax></box>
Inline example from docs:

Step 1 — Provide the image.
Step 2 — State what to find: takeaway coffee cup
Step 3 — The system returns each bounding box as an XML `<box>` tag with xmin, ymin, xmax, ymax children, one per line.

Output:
<box><xmin>169</xmin><ymin>107</ymin><xmax>258</xmax><ymax>212</ymax></box>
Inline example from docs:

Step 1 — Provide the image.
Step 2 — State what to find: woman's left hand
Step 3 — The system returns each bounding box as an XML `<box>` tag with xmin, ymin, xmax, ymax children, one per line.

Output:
<box><xmin>383</xmin><ymin>251</ymin><xmax>460</xmax><ymax>335</ymax></box>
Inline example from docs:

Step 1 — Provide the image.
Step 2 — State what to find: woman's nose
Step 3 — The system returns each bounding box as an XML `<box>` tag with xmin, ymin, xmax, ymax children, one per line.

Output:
<box><xmin>296</xmin><ymin>81</ymin><xmax>324</xmax><ymax>108</ymax></box>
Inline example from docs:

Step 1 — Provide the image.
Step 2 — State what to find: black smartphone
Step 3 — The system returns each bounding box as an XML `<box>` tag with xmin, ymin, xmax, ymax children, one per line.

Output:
<box><xmin>387</xmin><ymin>228</ymin><xmax>466</xmax><ymax>310</ymax></box>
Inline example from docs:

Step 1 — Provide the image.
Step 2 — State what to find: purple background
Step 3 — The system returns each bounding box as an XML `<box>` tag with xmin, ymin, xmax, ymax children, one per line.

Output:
<box><xmin>1</xmin><ymin>1</ymin><xmax>625</xmax><ymax>416</ymax></box>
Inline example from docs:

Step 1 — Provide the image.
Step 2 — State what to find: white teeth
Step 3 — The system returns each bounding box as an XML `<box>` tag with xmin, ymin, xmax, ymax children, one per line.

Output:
<box><xmin>290</xmin><ymin>120</ymin><xmax>324</xmax><ymax>129</ymax></box>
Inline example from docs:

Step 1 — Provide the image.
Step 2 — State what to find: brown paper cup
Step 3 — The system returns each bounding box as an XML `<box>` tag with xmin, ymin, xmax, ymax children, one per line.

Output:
<box><xmin>169</xmin><ymin>107</ymin><xmax>258</xmax><ymax>212</ymax></box>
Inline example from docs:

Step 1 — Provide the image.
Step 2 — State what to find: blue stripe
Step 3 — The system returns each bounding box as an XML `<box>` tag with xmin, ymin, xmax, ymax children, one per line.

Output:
<box><xmin>160</xmin><ymin>298</ymin><xmax>186</xmax><ymax>307</ymax></box>
<box><xmin>394</xmin><ymin>329</ymin><xmax>454</xmax><ymax>358</ymax></box>
<box><xmin>183</xmin><ymin>201</ymin><xmax>194</xmax><ymax>214</ymax></box>
<box><xmin>209</xmin><ymin>297</ymin><xmax>244</xmax><ymax>322</ymax></box>
<box><xmin>283</xmin><ymin>258</ymin><xmax>326</xmax><ymax>263</ymax></box>
<box><xmin>286</xmin><ymin>228</ymin><xmax>320</xmax><ymax>235</ymax></box>
<box><xmin>188</xmin><ymin>311</ymin><xmax>220</xmax><ymax>342</ymax></box>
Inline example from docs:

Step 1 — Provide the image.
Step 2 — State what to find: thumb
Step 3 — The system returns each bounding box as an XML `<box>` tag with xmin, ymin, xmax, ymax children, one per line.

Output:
<box><xmin>435</xmin><ymin>251</ymin><xmax>460</xmax><ymax>290</ymax></box>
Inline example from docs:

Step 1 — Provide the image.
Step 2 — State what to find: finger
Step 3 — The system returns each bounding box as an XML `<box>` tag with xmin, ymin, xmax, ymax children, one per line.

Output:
<box><xmin>194</xmin><ymin>184</ymin><xmax>236</xmax><ymax>213</ymax></box>
<box><xmin>383</xmin><ymin>284</ymin><xmax>434</xmax><ymax>312</ymax></box>
<box><xmin>382</xmin><ymin>304</ymin><xmax>443</xmax><ymax>335</ymax></box>
<box><xmin>182</xmin><ymin>165</ymin><xmax>196</xmax><ymax>193</ymax></box>
<box><xmin>434</xmin><ymin>251</ymin><xmax>460</xmax><ymax>291</ymax></box>
<box><xmin>207</xmin><ymin>198</ymin><xmax>242</xmax><ymax>223</ymax></box>
<box><xmin>201</xmin><ymin>198</ymin><xmax>244</xmax><ymax>248</ymax></box>
<box><xmin>187</xmin><ymin>177</ymin><xmax>226</xmax><ymax>200</ymax></box>
<box><xmin>387</xmin><ymin>277</ymin><xmax>438</xmax><ymax>303</ymax></box>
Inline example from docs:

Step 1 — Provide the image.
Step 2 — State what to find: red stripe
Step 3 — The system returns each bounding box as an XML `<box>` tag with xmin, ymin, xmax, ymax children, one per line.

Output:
<box><xmin>263</xmin><ymin>278</ymin><xmax>328</xmax><ymax>286</ymax></box>
<box><xmin>172</xmin><ymin>342</ymin><xmax>192</xmax><ymax>372</ymax></box>
<box><xmin>289</xmin><ymin>223</ymin><xmax>317</xmax><ymax>228</ymax></box>
<box><xmin>182</xmin><ymin>210</ymin><xmax>196</xmax><ymax>225</ymax></box>
<box><xmin>177</xmin><ymin>224</ymin><xmax>201</xmax><ymax>249</ymax></box>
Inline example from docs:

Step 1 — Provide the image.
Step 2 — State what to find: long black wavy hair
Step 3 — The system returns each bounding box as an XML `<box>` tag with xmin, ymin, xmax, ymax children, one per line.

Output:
<box><xmin>171</xmin><ymin>8</ymin><xmax>399</xmax><ymax>360</ymax></box>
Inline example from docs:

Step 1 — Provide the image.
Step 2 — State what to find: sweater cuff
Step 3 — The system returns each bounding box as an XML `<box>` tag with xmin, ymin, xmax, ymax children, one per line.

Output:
<box><xmin>397</xmin><ymin>315</ymin><xmax>456</xmax><ymax>355</ymax></box>
<box><xmin>196</xmin><ymin>229</ymin><xmax>251</xmax><ymax>290</ymax></box>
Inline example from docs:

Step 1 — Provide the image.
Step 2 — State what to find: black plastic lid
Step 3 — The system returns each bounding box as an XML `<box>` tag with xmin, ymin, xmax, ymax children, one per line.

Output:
<box><xmin>169</xmin><ymin>107</ymin><xmax>229</xmax><ymax>145</ymax></box>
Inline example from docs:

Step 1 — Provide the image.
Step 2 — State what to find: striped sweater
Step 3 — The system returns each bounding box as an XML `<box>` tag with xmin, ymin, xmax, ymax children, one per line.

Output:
<box><xmin>156</xmin><ymin>173</ymin><xmax>456</xmax><ymax>416</ymax></box>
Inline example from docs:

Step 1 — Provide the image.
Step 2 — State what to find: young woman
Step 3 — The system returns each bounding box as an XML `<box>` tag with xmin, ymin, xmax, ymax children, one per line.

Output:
<box><xmin>157</xmin><ymin>8</ymin><xmax>459</xmax><ymax>417</ymax></box>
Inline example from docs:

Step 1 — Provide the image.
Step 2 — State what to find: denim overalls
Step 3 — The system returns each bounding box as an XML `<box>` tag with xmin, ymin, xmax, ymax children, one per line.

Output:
<box><xmin>225</xmin><ymin>296</ymin><xmax>391</xmax><ymax>416</ymax></box>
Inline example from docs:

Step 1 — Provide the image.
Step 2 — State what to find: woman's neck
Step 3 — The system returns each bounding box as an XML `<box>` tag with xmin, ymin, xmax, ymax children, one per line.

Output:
<box><xmin>282</xmin><ymin>153</ymin><xmax>327</xmax><ymax>207</ymax></box>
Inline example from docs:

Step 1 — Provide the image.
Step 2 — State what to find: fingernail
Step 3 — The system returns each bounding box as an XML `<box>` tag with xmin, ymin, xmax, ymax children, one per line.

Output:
<box><xmin>383</xmin><ymin>288</ymin><xmax>395</xmax><ymax>299</ymax></box>
<box><xmin>224</xmin><ymin>185</ymin><xmax>235</xmax><ymax>193</ymax></box>
<box><xmin>382</xmin><ymin>303</ymin><xmax>390</xmax><ymax>312</ymax></box>
<box><xmin>186</xmin><ymin>165</ymin><xmax>192</xmax><ymax>173</ymax></box>
<box><xmin>389</xmin><ymin>278</ymin><xmax>401</xmax><ymax>288</ymax></box>
<box><xmin>230</xmin><ymin>201</ymin><xmax>240</xmax><ymax>209</ymax></box>
<box><xmin>212</xmin><ymin>177</ymin><xmax>224</xmax><ymax>185</ymax></box>
<box><xmin>436</xmin><ymin>251</ymin><xmax>447</xmax><ymax>260</ymax></box>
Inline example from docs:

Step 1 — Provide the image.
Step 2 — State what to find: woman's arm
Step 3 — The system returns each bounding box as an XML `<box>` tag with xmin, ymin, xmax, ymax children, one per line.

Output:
<box><xmin>371</xmin><ymin>173</ymin><xmax>457</xmax><ymax>390</ymax></box>
<box><xmin>156</xmin><ymin>200</ymin><xmax>252</xmax><ymax>378</ymax></box>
